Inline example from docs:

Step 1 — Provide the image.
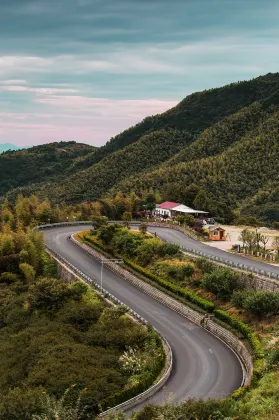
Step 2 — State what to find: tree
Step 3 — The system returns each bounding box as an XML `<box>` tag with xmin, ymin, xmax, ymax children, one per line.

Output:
<box><xmin>260</xmin><ymin>234</ymin><xmax>269</xmax><ymax>252</ymax></box>
<box><xmin>122</xmin><ymin>211</ymin><xmax>132</xmax><ymax>227</ymax></box>
<box><xmin>238</xmin><ymin>228</ymin><xmax>250</xmax><ymax>248</ymax></box>
<box><xmin>272</xmin><ymin>236</ymin><xmax>279</xmax><ymax>255</ymax></box>
<box><xmin>28</xmin><ymin>278</ymin><xmax>70</xmax><ymax>310</ymax></box>
<box><xmin>32</xmin><ymin>388</ymin><xmax>86</xmax><ymax>420</ymax></box>
<box><xmin>20</xmin><ymin>263</ymin><xmax>36</xmax><ymax>282</ymax></box>
<box><xmin>242</xmin><ymin>291</ymin><xmax>279</xmax><ymax>318</ymax></box>
<box><xmin>203</xmin><ymin>268</ymin><xmax>243</xmax><ymax>300</ymax></box>
<box><xmin>91</xmin><ymin>215</ymin><xmax>108</xmax><ymax>230</ymax></box>
<box><xmin>139</xmin><ymin>223</ymin><xmax>148</xmax><ymax>235</ymax></box>
<box><xmin>97</xmin><ymin>224</ymin><xmax>119</xmax><ymax>245</ymax></box>
<box><xmin>238</xmin><ymin>229</ymin><xmax>256</xmax><ymax>251</ymax></box>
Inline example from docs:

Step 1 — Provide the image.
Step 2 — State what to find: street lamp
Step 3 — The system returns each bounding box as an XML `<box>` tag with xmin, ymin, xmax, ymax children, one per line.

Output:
<box><xmin>100</xmin><ymin>258</ymin><xmax>123</xmax><ymax>291</ymax></box>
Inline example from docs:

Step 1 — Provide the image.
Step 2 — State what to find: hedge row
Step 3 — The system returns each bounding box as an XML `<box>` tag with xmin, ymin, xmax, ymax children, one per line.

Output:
<box><xmin>81</xmin><ymin>234</ymin><xmax>263</xmax><ymax>365</ymax></box>
<box><xmin>124</xmin><ymin>257</ymin><xmax>215</xmax><ymax>312</ymax></box>
<box><xmin>213</xmin><ymin>309</ymin><xmax>263</xmax><ymax>358</ymax></box>
<box><xmin>83</xmin><ymin>234</ymin><xmax>214</xmax><ymax>312</ymax></box>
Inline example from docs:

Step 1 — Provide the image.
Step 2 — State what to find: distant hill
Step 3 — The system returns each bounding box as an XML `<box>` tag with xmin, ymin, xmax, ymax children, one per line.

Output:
<box><xmin>2</xmin><ymin>73</ymin><xmax>279</xmax><ymax>224</ymax></box>
<box><xmin>0</xmin><ymin>143</ymin><xmax>21</xmax><ymax>153</ymax></box>
<box><xmin>0</xmin><ymin>141</ymin><xmax>96</xmax><ymax>196</ymax></box>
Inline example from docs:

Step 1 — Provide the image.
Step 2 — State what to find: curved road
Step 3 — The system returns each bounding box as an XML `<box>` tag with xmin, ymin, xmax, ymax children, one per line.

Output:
<box><xmin>44</xmin><ymin>226</ymin><xmax>243</xmax><ymax>410</ymax></box>
<box><xmin>145</xmin><ymin>226</ymin><xmax>279</xmax><ymax>275</ymax></box>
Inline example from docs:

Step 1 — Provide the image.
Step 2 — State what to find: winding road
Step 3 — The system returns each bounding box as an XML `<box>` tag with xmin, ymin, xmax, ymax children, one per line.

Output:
<box><xmin>44</xmin><ymin>225</ymin><xmax>243</xmax><ymax>410</ymax></box>
<box><xmin>145</xmin><ymin>225</ymin><xmax>279</xmax><ymax>275</ymax></box>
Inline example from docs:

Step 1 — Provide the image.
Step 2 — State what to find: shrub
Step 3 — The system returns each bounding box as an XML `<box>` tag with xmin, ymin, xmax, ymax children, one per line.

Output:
<box><xmin>195</xmin><ymin>257</ymin><xmax>215</xmax><ymax>274</ymax></box>
<box><xmin>242</xmin><ymin>291</ymin><xmax>279</xmax><ymax>318</ymax></box>
<box><xmin>28</xmin><ymin>277</ymin><xmax>71</xmax><ymax>310</ymax></box>
<box><xmin>267</xmin><ymin>345</ymin><xmax>279</xmax><ymax>369</ymax></box>
<box><xmin>151</xmin><ymin>261</ymin><xmax>195</xmax><ymax>283</ymax></box>
<box><xmin>203</xmin><ymin>267</ymin><xmax>243</xmax><ymax>300</ymax></box>
<box><xmin>124</xmin><ymin>258</ymin><xmax>214</xmax><ymax>312</ymax></box>
<box><xmin>231</xmin><ymin>290</ymin><xmax>249</xmax><ymax>307</ymax></box>
<box><xmin>0</xmin><ymin>272</ymin><xmax>19</xmax><ymax>284</ymax></box>
<box><xmin>139</xmin><ymin>223</ymin><xmax>148</xmax><ymax>235</ymax></box>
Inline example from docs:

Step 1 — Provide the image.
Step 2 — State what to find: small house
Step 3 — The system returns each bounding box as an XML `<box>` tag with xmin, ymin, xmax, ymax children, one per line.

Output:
<box><xmin>207</xmin><ymin>226</ymin><xmax>226</xmax><ymax>241</ymax></box>
<box><xmin>154</xmin><ymin>202</ymin><xmax>208</xmax><ymax>219</ymax></box>
<box><xmin>154</xmin><ymin>202</ymin><xmax>180</xmax><ymax>218</ymax></box>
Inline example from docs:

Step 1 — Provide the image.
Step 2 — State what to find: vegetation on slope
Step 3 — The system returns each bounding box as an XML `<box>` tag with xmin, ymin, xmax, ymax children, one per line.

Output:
<box><xmin>83</xmin><ymin>224</ymin><xmax>279</xmax><ymax>420</ymax></box>
<box><xmin>3</xmin><ymin>73</ymin><xmax>279</xmax><ymax>224</ymax></box>
<box><xmin>0</xmin><ymin>201</ymin><xmax>164</xmax><ymax>419</ymax></box>
<box><xmin>0</xmin><ymin>141</ymin><xmax>95</xmax><ymax>197</ymax></box>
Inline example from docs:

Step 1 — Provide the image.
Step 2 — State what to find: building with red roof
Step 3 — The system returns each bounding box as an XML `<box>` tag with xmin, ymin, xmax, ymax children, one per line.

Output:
<box><xmin>154</xmin><ymin>201</ymin><xmax>208</xmax><ymax>218</ymax></box>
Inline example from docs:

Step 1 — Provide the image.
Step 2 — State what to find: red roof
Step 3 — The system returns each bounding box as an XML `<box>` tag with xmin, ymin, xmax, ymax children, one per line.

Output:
<box><xmin>157</xmin><ymin>201</ymin><xmax>181</xmax><ymax>210</ymax></box>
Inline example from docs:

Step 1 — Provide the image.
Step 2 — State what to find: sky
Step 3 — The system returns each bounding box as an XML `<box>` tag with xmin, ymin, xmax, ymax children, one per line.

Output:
<box><xmin>0</xmin><ymin>0</ymin><xmax>279</xmax><ymax>147</ymax></box>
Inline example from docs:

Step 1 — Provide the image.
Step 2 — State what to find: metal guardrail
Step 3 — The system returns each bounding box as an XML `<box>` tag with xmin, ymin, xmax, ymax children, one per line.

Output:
<box><xmin>38</xmin><ymin>221</ymin><xmax>279</xmax><ymax>281</ymax></box>
<box><xmin>46</xmin><ymin>244</ymin><xmax>173</xmax><ymax>417</ymax></box>
<box><xmin>177</xmin><ymin>243</ymin><xmax>279</xmax><ymax>280</ymax></box>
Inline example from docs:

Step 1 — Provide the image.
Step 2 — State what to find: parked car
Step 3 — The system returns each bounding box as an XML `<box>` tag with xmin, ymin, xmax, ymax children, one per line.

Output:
<box><xmin>206</xmin><ymin>218</ymin><xmax>215</xmax><ymax>224</ymax></box>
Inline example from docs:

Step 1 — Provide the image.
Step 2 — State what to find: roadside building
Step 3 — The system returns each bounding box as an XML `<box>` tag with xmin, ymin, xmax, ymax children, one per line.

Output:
<box><xmin>154</xmin><ymin>202</ymin><xmax>208</xmax><ymax>219</ymax></box>
<box><xmin>171</xmin><ymin>204</ymin><xmax>208</xmax><ymax>217</ymax></box>
<box><xmin>154</xmin><ymin>202</ymin><xmax>180</xmax><ymax>218</ymax></box>
<box><xmin>206</xmin><ymin>226</ymin><xmax>226</xmax><ymax>241</ymax></box>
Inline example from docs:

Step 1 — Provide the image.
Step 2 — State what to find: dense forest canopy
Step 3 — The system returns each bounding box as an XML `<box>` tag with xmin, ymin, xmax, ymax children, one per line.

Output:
<box><xmin>2</xmin><ymin>73</ymin><xmax>279</xmax><ymax>223</ymax></box>
<box><xmin>0</xmin><ymin>197</ymin><xmax>164</xmax><ymax>419</ymax></box>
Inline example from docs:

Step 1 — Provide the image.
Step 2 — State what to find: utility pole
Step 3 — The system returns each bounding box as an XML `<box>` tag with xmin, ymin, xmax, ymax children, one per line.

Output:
<box><xmin>100</xmin><ymin>258</ymin><xmax>123</xmax><ymax>291</ymax></box>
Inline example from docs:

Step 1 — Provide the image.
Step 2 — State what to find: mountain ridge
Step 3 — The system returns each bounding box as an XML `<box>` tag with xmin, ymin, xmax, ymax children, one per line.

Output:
<box><xmin>2</xmin><ymin>73</ymin><xmax>279</xmax><ymax>224</ymax></box>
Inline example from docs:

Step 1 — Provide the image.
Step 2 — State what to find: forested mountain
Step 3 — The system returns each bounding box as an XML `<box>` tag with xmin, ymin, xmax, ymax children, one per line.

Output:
<box><xmin>0</xmin><ymin>141</ymin><xmax>96</xmax><ymax>197</ymax></box>
<box><xmin>2</xmin><ymin>73</ymin><xmax>279</xmax><ymax>223</ymax></box>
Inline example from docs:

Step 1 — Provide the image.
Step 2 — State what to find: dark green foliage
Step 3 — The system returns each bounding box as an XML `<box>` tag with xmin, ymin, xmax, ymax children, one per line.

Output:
<box><xmin>0</xmin><ymin>276</ymin><xmax>160</xmax><ymax>418</ymax></box>
<box><xmin>28</xmin><ymin>278</ymin><xmax>71</xmax><ymax>310</ymax></box>
<box><xmin>4</xmin><ymin>74</ymin><xmax>279</xmax><ymax>224</ymax></box>
<box><xmin>236</xmin><ymin>291</ymin><xmax>279</xmax><ymax>318</ymax></box>
<box><xmin>0</xmin><ymin>141</ymin><xmax>95</xmax><ymax>197</ymax></box>
<box><xmin>267</xmin><ymin>345</ymin><xmax>279</xmax><ymax>369</ymax></box>
<box><xmin>0</xmin><ymin>254</ymin><xmax>20</xmax><ymax>273</ymax></box>
<box><xmin>131</xmin><ymin>398</ymin><xmax>233</xmax><ymax>420</ymax></box>
<box><xmin>213</xmin><ymin>309</ymin><xmax>263</xmax><ymax>358</ymax></box>
<box><xmin>195</xmin><ymin>258</ymin><xmax>215</xmax><ymax>274</ymax></box>
<box><xmin>203</xmin><ymin>268</ymin><xmax>243</xmax><ymax>300</ymax></box>
<box><xmin>151</xmin><ymin>261</ymin><xmax>195</xmax><ymax>283</ymax></box>
<box><xmin>0</xmin><ymin>387</ymin><xmax>44</xmax><ymax>420</ymax></box>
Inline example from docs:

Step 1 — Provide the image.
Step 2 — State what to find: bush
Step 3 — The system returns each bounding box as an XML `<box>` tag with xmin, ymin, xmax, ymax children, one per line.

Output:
<box><xmin>213</xmin><ymin>309</ymin><xmax>263</xmax><ymax>358</ymax></box>
<box><xmin>267</xmin><ymin>345</ymin><xmax>279</xmax><ymax>369</ymax></box>
<box><xmin>124</xmin><ymin>258</ymin><xmax>214</xmax><ymax>312</ymax></box>
<box><xmin>203</xmin><ymin>268</ymin><xmax>243</xmax><ymax>300</ymax></box>
<box><xmin>195</xmin><ymin>257</ymin><xmax>215</xmax><ymax>274</ymax></box>
<box><xmin>28</xmin><ymin>277</ymin><xmax>71</xmax><ymax>310</ymax></box>
<box><xmin>0</xmin><ymin>272</ymin><xmax>19</xmax><ymax>284</ymax></box>
<box><xmin>139</xmin><ymin>223</ymin><xmax>148</xmax><ymax>235</ymax></box>
<box><xmin>231</xmin><ymin>290</ymin><xmax>249</xmax><ymax>307</ymax></box>
<box><xmin>242</xmin><ymin>291</ymin><xmax>279</xmax><ymax>318</ymax></box>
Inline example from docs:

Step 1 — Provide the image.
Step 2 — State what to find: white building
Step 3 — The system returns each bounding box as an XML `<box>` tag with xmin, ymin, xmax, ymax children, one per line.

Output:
<box><xmin>154</xmin><ymin>202</ymin><xmax>208</xmax><ymax>218</ymax></box>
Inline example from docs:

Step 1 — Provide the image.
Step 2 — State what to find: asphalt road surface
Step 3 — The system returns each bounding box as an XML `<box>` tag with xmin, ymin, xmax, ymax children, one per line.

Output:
<box><xmin>144</xmin><ymin>225</ymin><xmax>279</xmax><ymax>275</ymax></box>
<box><xmin>44</xmin><ymin>226</ymin><xmax>243</xmax><ymax>411</ymax></box>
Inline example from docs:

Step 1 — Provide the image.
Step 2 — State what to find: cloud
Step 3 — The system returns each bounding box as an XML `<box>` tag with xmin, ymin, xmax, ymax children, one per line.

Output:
<box><xmin>0</xmin><ymin>85</ymin><xmax>79</xmax><ymax>94</ymax></box>
<box><xmin>0</xmin><ymin>97</ymin><xmax>178</xmax><ymax>146</ymax></box>
<box><xmin>1</xmin><ymin>0</ymin><xmax>279</xmax><ymax>146</ymax></box>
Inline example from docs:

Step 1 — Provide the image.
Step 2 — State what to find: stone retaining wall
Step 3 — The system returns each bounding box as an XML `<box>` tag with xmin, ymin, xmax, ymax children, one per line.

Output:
<box><xmin>70</xmin><ymin>235</ymin><xmax>253</xmax><ymax>387</ymax></box>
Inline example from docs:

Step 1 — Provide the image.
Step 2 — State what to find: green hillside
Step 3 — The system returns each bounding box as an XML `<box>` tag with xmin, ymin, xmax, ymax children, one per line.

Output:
<box><xmin>2</xmin><ymin>73</ymin><xmax>279</xmax><ymax>223</ymax></box>
<box><xmin>0</xmin><ymin>141</ymin><xmax>96</xmax><ymax>197</ymax></box>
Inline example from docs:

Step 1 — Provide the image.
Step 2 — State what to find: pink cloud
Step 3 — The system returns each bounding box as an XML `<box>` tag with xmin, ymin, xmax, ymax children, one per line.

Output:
<box><xmin>0</xmin><ymin>85</ymin><xmax>79</xmax><ymax>94</ymax></box>
<box><xmin>0</xmin><ymin>96</ymin><xmax>178</xmax><ymax>146</ymax></box>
